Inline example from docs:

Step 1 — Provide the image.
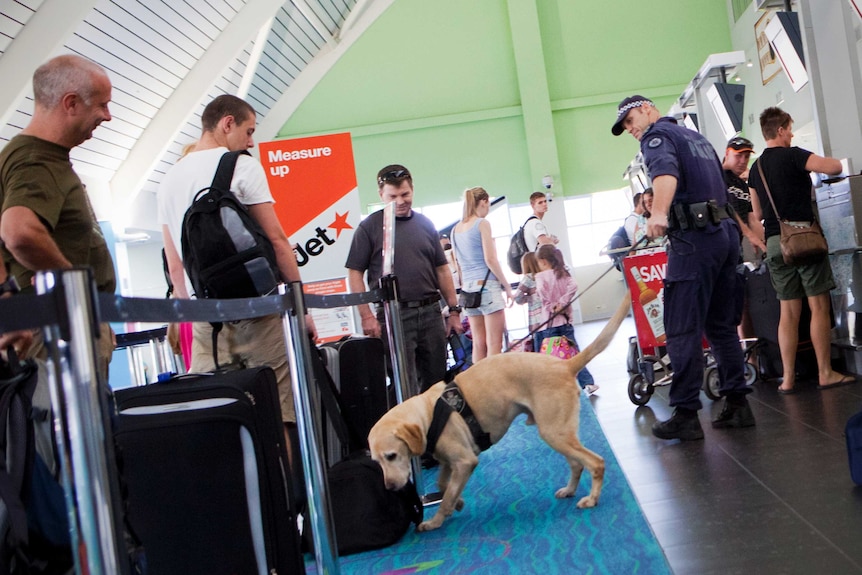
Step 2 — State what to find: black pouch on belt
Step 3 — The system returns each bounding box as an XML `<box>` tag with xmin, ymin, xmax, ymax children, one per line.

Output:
<box><xmin>688</xmin><ymin>202</ymin><xmax>710</xmax><ymax>229</ymax></box>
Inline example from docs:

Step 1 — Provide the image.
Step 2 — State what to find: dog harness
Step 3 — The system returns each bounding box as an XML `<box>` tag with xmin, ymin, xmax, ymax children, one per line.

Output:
<box><xmin>425</xmin><ymin>381</ymin><xmax>492</xmax><ymax>455</ymax></box>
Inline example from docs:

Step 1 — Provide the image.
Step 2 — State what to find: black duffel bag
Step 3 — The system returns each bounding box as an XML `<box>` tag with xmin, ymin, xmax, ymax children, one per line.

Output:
<box><xmin>328</xmin><ymin>451</ymin><xmax>422</xmax><ymax>555</ymax></box>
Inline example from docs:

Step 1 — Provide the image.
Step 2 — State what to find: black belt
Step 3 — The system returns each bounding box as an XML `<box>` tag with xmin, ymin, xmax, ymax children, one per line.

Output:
<box><xmin>668</xmin><ymin>200</ymin><xmax>735</xmax><ymax>231</ymax></box>
<box><xmin>400</xmin><ymin>295</ymin><xmax>440</xmax><ymax>308</ymax></box>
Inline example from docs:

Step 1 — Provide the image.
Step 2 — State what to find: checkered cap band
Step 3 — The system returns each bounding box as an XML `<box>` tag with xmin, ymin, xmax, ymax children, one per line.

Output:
<box><xmin>617</xmin><ymin>99</ymin><xmax>651</xmax><ymax>120</ymax></box>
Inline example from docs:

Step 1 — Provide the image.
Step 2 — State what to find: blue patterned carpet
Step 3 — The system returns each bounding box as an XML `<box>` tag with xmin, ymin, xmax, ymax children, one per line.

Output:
<box><xmin>307</xmin><ymin>400</ymin><xmax>671</xmax><ymax>575</ymax></box>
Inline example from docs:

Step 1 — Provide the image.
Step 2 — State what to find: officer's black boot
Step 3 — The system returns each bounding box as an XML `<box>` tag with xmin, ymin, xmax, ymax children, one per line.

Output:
<box><xmin>711</xmin><ymin>395</ymin><xmax>756</xmax><ymax>429</ymax></box>
<box><xmin>652</xmin><ymin>408</ymin><xmax>704</xmax><ymax>441</ymax></box>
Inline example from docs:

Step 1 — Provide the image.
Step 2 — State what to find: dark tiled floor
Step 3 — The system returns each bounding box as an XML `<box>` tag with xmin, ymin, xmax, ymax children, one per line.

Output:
<box><xmin>575</xmin><ymin>316</ymin><xmax>862</xmax><ymax>575</ymax></box>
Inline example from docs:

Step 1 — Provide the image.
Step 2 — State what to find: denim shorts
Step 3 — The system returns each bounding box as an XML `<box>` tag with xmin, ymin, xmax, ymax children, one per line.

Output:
<box><xmin>461</xmin><ymin>278</ymin><xmax>506</xmax><ymax>317</ymax></box>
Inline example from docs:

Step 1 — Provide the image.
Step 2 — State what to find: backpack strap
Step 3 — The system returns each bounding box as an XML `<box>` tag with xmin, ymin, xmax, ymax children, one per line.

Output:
<box><xmin>206</xmin><ymin>150</ymin><xmax>250</xmax><ymax>369</ymax></box>
<box><xmin>211</xmin><ymin>150</ymin><xmax>251</xmax><ymax>191</ymax></box>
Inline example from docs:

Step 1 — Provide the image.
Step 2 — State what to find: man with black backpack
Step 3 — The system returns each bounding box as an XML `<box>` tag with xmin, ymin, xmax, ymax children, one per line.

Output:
<box><xmin>158</xmin><ymin>95</ymin><xmax>316</xmax><ymax>456</ymax></box>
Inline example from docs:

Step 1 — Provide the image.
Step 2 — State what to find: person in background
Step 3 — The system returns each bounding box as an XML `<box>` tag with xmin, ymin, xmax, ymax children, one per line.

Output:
<box><xmin>524</xmin><ymin>191</ymin><xmax>559</xmax><ymax>252</ymax></box>
<box><xmin>514</xmin><ymin>251</ymin><xmax>542</xmax><ymax>352</ymax></box>
<box><xmin>747</xmin><ymin>106</ymin><xmax>853</xmax><ymax>394</ymax></box>
<box><xmin>722</xmin><ymin>136</ymin><xmax>766</xmax><ymax>346</ymax></box>
<box><xmin>439</xmin><ymin>233</ymin><xmax>460</xmax><ymax>291</ymax></box>
<box><xmin>0</xmin><ymin>54</ymin><xmax>116</xmax><ymax>381</ymax></box>
<box><xmin>346</xmin><ymin>164</ymin><xmax>462</xmax><ymax>393</ymax></box>
<box><xmin>451</xmin><ymin>186</ymin><xmax>514</xmax><ymax>361</ymax></box>
<box><xmin>158</xmin><ymin>94</ymin><xmax>316</xmax><ymax>464</ymax></box>
<box><xmin>613</xmin><ymin>94</ymin><xmax>751</xmax><ymax>439</ymax></box>
<box><xmin>723</xmin><ymin>136</ymin><xmax>766</xmax><ymax>260</ymax></box>
<box><xmin>633</xmin><ymin>188</ymin><xmax>664</xmax><ymax>248</ymax></box>
<box><xmin>533</xmin><ymin>245</ymin><xmax>598</xmax><ymax>394</ymax></box>
<box><xmin>624</xmin><ymin>192</ymin><xmax>644</xmax><ymax>244</ymax></box>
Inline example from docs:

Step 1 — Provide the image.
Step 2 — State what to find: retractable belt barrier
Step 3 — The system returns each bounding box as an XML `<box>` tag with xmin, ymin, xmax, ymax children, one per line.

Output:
<box><xmin>0</xmin><ymin>288</ymin><xmax>388</xmax><ymax>332</ymax></box>
<box><xmin>0</xmin><ymin>269</ymin><xmax>391</xmax><ymax>575</ymax></box>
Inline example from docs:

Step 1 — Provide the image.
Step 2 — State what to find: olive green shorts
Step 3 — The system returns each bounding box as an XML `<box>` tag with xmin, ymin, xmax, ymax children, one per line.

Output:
<box><xmin>765</xmin><ymin>235</ymin><xmax>834</xmax><ymax>300</ymax></box>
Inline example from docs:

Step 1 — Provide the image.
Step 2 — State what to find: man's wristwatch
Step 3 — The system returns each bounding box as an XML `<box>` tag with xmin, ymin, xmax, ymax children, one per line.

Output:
<box><xmin>449</xmin><ymin>305</ymin><xmax>462</xmax><ymax>314</ymax></box>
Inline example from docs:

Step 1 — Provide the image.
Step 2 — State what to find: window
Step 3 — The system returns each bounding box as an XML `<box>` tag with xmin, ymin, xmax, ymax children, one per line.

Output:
<box><xmin>565</xmin><ymin>187</ymin><xmax>632</xmax><ymax>267</ymax></box>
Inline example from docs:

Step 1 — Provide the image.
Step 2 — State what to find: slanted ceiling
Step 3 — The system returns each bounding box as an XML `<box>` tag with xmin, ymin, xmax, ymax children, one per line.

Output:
<box><xmin>0</xmin><ymin>0</ymin><xmax>387</xmax><ymax>232</ymax></box>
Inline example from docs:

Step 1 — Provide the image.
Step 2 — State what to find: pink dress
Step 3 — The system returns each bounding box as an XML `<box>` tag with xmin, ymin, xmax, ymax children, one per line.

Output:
<box><xmin>535</xmin><ymin>269</ymin><xmax>578</xmax><ymax>328</ymax></box>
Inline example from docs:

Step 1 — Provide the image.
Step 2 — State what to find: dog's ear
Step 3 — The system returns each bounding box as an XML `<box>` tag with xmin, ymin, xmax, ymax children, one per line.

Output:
<box><xmin>394</xmin><ymin>422</ymin><xmax>426</xmax><ymax>455</ymax></box>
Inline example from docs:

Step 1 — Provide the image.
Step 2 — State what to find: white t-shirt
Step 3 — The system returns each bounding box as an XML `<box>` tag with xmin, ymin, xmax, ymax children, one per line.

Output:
<box><xmin>157</xmin><ymin>146</ymin><xmax>274</xmax><ymax>296</ymax></box>
<box><xmin>523</xmin><ymin>216</ymin><xmax>550</xmax><ymax>252</ymax></box>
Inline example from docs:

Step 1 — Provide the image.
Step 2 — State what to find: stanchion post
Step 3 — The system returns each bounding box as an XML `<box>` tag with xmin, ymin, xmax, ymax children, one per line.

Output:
<box><xmin>36</xmin><ymin>268</ymin><xmax>125</xmax><ymax>575</ymax></box>
<box><xmin>379</xmin><ymin>274</ymin><xmax>440</xmax><ymax>505</ymax></box>
<box><xmin>280</xmin><ymin>282</ymin><xmax>340</xmax><ymax>575</ymax></box>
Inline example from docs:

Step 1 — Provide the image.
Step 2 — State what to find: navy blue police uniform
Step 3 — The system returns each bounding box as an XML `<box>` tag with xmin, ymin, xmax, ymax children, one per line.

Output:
<box><xmin>640</xmin><ymin>117</ymin><xmax>748</xmax><ymax>412</ymax></box>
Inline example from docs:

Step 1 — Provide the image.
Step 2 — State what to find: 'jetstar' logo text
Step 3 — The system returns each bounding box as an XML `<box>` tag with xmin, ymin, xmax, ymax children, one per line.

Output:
<box><xmin>294</xmin><ymin>211</ymin><xmax>352</xmax><ymax>266</ymax></box>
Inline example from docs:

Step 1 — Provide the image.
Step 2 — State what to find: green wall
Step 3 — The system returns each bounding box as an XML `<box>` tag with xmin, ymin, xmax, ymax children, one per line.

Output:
<box><xmin>280</xmin><ymin>0</ymin><xmax>733</xmax><ymax>211</ymax></box>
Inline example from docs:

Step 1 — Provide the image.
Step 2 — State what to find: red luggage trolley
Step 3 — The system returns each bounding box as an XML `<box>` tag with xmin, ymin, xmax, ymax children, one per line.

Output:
<box><xmin>621</xmin><ymin>247</ymin><xmax>757</xmax><ymax>405</ymax></box>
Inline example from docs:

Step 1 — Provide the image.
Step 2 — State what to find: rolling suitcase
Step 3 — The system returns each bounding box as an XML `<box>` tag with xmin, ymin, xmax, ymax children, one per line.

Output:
<box><xmin>113</xmin><ymin>367</ymin><xmax>304</xmax><ymax>575</ymax></box>
<box><xmin>318</xmin><ymin>335</ymin><xmax>390</xmax><ymax>461</ymax></box>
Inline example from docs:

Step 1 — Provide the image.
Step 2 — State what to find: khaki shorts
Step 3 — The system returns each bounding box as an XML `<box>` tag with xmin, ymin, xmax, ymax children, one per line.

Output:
<box><xmin>765</xmin><ymin>235</ymin><xmax>835</xmax><ymax>300</ymax></box>
<box><xmin>191</xmin><ymin>314</ymin><xmax>294</xmax><ymax>422</ymax></box>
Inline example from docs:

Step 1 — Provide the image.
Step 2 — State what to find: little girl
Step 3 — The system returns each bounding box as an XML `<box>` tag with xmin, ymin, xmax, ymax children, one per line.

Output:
<box><xmin>514</xmin><ymin>252</ymin><xmax>542</xmax><ymax>351</ymax></box>
<box><xmin>534</xmin><ymin>245</ymin><xmax>598</xmax><ymax>394</ymax></box>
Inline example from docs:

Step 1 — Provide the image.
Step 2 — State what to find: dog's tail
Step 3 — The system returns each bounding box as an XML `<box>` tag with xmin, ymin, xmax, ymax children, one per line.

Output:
<box><xmin>567</xmin><ymin>292</ymin><xmax>632</xmax><ymax>377</ymax></box>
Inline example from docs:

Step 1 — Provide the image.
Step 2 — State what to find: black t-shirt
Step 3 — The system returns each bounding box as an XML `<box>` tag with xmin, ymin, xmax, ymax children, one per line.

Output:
<box><xmin>724</xmin><ymin>169</ymin><xmax>752</xmax><ymax>221</ymax></box>
<box><xmin>748</xmin><ymin>146</ymin><xmax>814</xmax><ymax>240</ymax></box>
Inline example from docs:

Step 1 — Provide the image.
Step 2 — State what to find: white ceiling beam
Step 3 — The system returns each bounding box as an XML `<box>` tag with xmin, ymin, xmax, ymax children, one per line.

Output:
<box><xmin>0</xmin><ymin>0</ymin><xmax>99</xmax><ymax>128</ymax></box>
<box><xmin>256</xmin><ymin>0</ymin><xmax>395</xmax><ymax>143</ymax></box>
<box><xmin>110</xmin><ymin>0</ymin><xmax>284</xmax><ymax>207</ymax></box>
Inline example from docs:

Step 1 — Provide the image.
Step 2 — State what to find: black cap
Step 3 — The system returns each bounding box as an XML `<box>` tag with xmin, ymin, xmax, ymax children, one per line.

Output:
<box><xmin>611</xmin><ymin>95</ymin><xmax>653</xmax><ymax>136</ymax></box>
<box><xmin>727</xmin><ymin>136</ymin><xmax>754</xmax><ymax>153</ymax></box>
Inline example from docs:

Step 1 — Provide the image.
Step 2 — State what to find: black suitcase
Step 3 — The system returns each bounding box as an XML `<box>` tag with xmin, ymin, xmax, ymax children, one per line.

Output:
<box><xmin>745</xmin><ymin>263</ymin><xmax>817</xmax><ymax>380</ymax></box>
<box><xmin>318</xmin><ymin>336</ymin><xmax>390</xmax><ymax>459</ymax></box>
<box><xmin>113</xmin><ymin>367</ymin><xmax>304</xmax><ymax>575</ymax></box>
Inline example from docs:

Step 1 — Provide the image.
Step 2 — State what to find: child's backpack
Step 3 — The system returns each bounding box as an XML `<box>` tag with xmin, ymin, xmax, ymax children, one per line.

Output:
<box><xmin>181</xmin><ymin>151</ymin><xmax>281</xmax><ymax>301</ymax></box>
<box><xmin>0</xmin><ymin>354</ymin><xmax>72</xmax><ymax>575</ymax></box>
<box><xmin>506</xmin><ymin>216</ymin><xmax>538</xmax><ymax>274</ymax></box>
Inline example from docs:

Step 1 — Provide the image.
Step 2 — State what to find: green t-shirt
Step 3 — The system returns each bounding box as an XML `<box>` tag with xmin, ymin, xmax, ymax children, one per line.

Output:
<box><xmin>0</xmin><ymin>135</ymin><xmax>116</xmax><ymax>294</ymax></box>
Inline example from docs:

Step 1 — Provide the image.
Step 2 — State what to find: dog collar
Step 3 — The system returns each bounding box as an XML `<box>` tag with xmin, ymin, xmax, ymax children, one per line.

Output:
<box><xmin>427</xmin><ymin>382</ymin><xmax>492</xmax><ymax>454</ymax></box>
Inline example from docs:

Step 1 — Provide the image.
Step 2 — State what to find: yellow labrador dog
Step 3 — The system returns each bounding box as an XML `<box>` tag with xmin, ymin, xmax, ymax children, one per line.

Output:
<box><xmin>368</xmin><ymin>293</ymin><xmax>631</xmax><ymax>532</ymax></box>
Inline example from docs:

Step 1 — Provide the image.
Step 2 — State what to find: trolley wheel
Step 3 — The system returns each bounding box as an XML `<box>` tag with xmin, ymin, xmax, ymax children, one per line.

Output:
<box><xmin>628</xmin><ymin>374</ymin><xmax>653</xmax><ymax>406</ymax></box>
<box><xmin>703</xmin><ymin>366</ymin><xmax>721</xmax><ymax>400</ymax></box>
<box><xmin>744</xmin><ymin>362</ymin><xmax>757</xmax><ymax>386</ymax></box>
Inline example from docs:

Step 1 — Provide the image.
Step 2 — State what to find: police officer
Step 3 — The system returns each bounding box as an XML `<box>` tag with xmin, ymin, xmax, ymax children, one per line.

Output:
<box><xmin>612</xmin><ymin>95</ymin><xmax>754</xmax><ymax>440</ymax></box>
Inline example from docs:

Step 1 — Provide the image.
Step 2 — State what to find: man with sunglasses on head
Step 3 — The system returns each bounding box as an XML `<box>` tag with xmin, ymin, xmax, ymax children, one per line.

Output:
<box><xmin>723</xmin><ymin>136</ymin><xmax>766</xmax><ymax>261</ymax></box>
<box><xmin>346</xmin><ymin>164</ymin><xmax>462</xmax><ymax>394</ymax></box>
<box><xmin>613</xmin><ymin>95</ymin><xmax>753</xmax><ymax>441</ymax></box>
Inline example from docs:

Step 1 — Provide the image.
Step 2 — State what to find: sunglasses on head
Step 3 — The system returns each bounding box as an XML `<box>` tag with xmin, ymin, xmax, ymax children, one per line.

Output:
<box><xmin>378</xmin><ymin>169</ymin><xmax>410</xmax><ymax>185</ymax></box>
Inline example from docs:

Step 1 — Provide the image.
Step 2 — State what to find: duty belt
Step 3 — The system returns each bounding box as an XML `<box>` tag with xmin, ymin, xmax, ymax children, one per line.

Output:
<box><xmin>668</xmin><ymin>200</ymin><xmax>735</xmax><ymax>231</ymax></box>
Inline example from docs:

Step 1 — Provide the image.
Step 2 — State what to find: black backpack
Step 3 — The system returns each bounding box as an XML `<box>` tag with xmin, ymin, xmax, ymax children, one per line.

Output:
<box><xmin>506</xmin><ymin>216</ymin><xmax>538</xmax><ymax>274</ymax></box>
<box><xmin>181</xmin><ymin>151</ymin><xmax>281</xmax><ymax>300</ymax></box>
<box><xmin>0</xmin><ymin>355</ymin><xmax>72</xmax><ymax>575</ymax></box>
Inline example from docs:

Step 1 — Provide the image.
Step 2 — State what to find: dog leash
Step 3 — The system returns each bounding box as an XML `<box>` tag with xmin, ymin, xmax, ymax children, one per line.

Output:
<box><xmin>503</xmin><ymin>236</ymin><xmax>649</xmax><ymax>354</ymax></box>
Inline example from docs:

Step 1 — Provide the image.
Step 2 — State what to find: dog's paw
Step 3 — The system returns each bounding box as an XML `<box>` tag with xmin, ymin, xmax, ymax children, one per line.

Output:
<box><xmin>455</xmin><ymin>498</ymin><xmax>464</xmax><ymax>512</ymax></box>
<box><xmin>576</xmin><ymin>495</ymin><xmax>598</xmax><ymax>508</ymax></box>
<box><xmin>417</xmin><ymin>519</ymin><xmax>442</xmax><ymax>532</ymax></box>
<box><xmin>555</xmin><ymin>487</ymin><xmax>575</xmax><ymax>499</ymax></box>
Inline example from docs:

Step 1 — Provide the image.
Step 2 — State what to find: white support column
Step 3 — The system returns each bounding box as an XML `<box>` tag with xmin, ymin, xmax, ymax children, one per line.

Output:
<box><xmin>798</xmin><ymin>0</ymin><xmax>862</xmax><ymax>168</ymax></box>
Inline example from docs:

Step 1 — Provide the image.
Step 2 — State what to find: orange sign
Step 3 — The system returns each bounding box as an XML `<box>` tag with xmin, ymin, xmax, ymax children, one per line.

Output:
<box><xmin>258</xmin><ymin>133</ymin><xmax>361</xmax><ymax>283</ymax></box>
